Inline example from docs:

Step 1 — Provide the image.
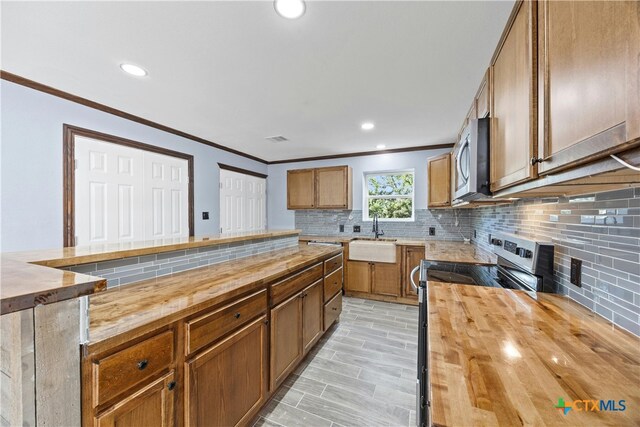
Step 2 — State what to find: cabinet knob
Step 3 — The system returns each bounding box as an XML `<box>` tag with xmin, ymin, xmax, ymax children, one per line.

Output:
<box><xmin>530</xmin><ymin>157</ymin><xmax>544</xmax><ymax>166</ymax></box>
<box><xmin>234</xmin><ymin>312</ymin><xmax>241</xmax><ymax>319</ymax></box>
<box><xmin>167</xmin><ymin>381</ymin><xmax>176</xmax><ymax>391</ymax></box>
<box><xmin>332</xmin><ymin>307</ymin><xmax>337</xmax><ymax>311</ymax></box>
<box><xmin>137</xmin><ymin>359</ymin><xmax>148</xmax><ymax>370</ymax></box>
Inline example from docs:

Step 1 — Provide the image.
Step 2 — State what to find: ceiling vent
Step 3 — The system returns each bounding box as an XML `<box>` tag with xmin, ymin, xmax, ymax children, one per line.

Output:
<box><xmin>265</xmin><ymin>135</ymin><xmax>289</xmax><ymax>143</ymax></box>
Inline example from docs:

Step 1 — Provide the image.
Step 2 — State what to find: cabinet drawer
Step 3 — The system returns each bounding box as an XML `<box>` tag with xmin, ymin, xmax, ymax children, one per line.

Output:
<box><xmin>324</xmin><ymin>253</ymin><xmax>343</xmax><ymax>275</ymax></box>
<box><xmin>272</xmin><ymin>263</ymin><xmax>323</xmax><ymax>306</ymax></box>
<box><xmin>94</xmin><ymin>330</ymin><xmax>174</xmax><ymax>407</ymax></box>
<box><xmin>324</xmin><ymin>292</ymin><xmax>342</xmax><ymax>330</ymax></box>
<box><xmin>186</xmin><ymin>289</ymin><xmax>267</xmax><ymax>355</ymax></box>
<box><xmin>324</xmin><ymin>267</ymin><xmax>342</xmax><ymax>302</ymax></box>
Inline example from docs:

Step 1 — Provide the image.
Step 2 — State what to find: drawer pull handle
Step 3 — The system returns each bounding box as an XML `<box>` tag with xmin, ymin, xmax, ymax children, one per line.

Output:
<box><xmin>137</xmin><ymin>359</ymin><xmax>148</xmax><ymax>370</ymax></box>
<box><xmin>332</xmin><ymin>307</ymin><xmax>337</xmax><ymax>311</ymax></box>
<box><xmin>234</xmin><ymin>313</ymin><xmax>241</xmax><ymax>319</ymax></box>
<box><xmin>168</xmin><ymin>381</ymin><xmax>176</xmax><ymax>391</ymax></box>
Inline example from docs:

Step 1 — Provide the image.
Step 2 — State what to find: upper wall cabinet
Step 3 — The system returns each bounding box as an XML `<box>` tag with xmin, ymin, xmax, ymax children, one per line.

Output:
<box><xmin>287</xmin><ymin>166</ymin><xmax>352</xmax><ymax>210</ymax></box>
<box><xmin>476</xmin><ymin>69</ymin><xmax>490</xmax><ymax>119</ymax></box>
<box><xmin>535</xmin><ymin>0</ymin><xmax>640</xmax><ymax>175</ymax></box>
<box><xmin>427</xmin><ymin>153</ymin><xmax>451</xmax><ymax>208</ymax></box>
<box><xmin>287</xmin><ymin>169</ymin><xmax>316</xmax><ymax>209</ymax></box>
<box><xmin>490</xmin><ymin>0</ymin><xmax>537</xmax><ymax>192</ymax></box>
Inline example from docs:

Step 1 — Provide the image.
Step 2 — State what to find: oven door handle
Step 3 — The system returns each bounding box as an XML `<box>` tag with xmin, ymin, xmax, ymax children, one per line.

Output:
<box><xmin>410</xmin><ymin>265</ymin><xmax>420</xmax><ymax>292</ymax></box>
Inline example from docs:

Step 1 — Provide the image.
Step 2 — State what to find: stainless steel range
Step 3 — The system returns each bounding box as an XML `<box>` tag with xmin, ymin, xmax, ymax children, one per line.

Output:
<box><xmin>409</xmin><ymin>234</ymin><xmax>554</xmax><ymax>427</ymax></box>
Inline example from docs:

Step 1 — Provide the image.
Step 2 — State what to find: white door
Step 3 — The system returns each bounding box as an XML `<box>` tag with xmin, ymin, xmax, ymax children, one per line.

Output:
<box><xmin>219</xmin><ymin>169</ymin><xmax>266</xmax><ymax>233</ymax></box>
<box><xmin>143</xmin><ymin>151</ymin><xmax>190</xmax><ymax>241</ymax></box>
<box><xmin>74</xmin><ymin>136</ymin><xmax>189</xmax><ymax>245</ymax></box>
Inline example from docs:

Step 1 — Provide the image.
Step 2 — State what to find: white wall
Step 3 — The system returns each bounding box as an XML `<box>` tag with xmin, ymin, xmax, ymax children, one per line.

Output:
<box><xmin>0</xmin><ymin>81</ymin><xmax>267</xmax><ymax>251</ymax></box>
<box><xmin>267</xmin><ymin>148</ymin><xmax>452</xmax><ymax>229</ymax></box>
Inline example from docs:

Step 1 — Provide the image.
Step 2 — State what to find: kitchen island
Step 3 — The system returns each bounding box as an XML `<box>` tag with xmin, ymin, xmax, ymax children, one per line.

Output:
<box><xmin>428</xmin><ymin>281</ymin><xmax>640</xmax><ymax>426</ymax></box>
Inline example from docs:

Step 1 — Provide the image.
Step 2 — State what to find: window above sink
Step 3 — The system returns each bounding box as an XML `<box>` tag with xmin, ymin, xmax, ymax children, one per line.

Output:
<box><xmin>363</xmin><ymin>169</ymin><xmax>415</xmax><ymax>222</ymax></box>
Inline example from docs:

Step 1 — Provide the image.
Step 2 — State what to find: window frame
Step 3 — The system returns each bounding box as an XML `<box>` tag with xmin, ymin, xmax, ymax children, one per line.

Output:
<box><xmin>362</xmin><ymin>169</ymin><xmax>415</xmax><ymax>222</ymax></box>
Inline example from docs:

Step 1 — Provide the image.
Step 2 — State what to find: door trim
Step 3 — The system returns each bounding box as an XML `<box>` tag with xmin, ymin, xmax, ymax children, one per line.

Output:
<box><xmin>63</xmin><ymin>124</ymin><xmax>194</xmax><ymax>247</ymax></box>
<box><xmin>217</xmin><ymin>162</ymin><xmax>267</xmax><ymax>179</ymax></box>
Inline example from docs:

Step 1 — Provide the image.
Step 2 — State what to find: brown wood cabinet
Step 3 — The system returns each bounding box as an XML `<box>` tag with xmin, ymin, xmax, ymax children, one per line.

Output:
<box><xmin>427</xmin><ymin>153</ymin><xmax>452</xmax><ymax>208</ymax></box>
<box><xmin>287</xmin><ymin>169</ymin><xmax>316</xmax><ymax>209</ymax></box>
<box><xmin>270</xmin><ymin>278</ymin><xmax>325</xmax><ymax>390</ymax></box>
<box><xmin>316</xmin><ymin>166</ymin><xmax>353</xmax><ymax>209</ymax></box>
<box><xmin>83</xmin><ymin>251</ymin><xmax>343</xmax><ymax>427</ymax></box>
<box><xmin>402</xmin><ymin>246</ymin><xmax>425</xmax><ymax>299</ymax></box>
<box><xmin>536</xmin><ymin>0</ymin><xmax>640</xmax><ymax>175</ymax></box>
<box><xmin>270</xmin><ymin>292</ymin><xmax>302</xmax><ymax>390</ymax></box>
<box><xmin>185</xmin><ymin>317</ymin><xmax>267</xmax><ymax>427</ymax></box>
<box><xmin>490</xmin><ymin>0</ymin><xmax>537</xmax><ymax>192</ymax></box>
<box><xmin>302</xmin><ymin>280</ymin><xmax>323</xmax><ymax>353</ymax></box>
<box><xmin>476</xmin><ymin>69</ymin><xmax>490</xmax><ymax>119</ymax></box>
<box><xmin>287</xmin><ymin>166</ymin><xmax>352</xmax><ymax>210</ymax></box>
<box><xmin>94</xmin><ymin>372</ymin><xmax>176</xmax><ymax>427</ymax></box>
<box><xmin>345</xmin><ymin>260</ymin><xmax>371</xmax><ymax>293</ymax></box>
<box><xmin>346</xmin><ymin>260</ymin><xmax>399</xmax><ymax>297</ymax></box>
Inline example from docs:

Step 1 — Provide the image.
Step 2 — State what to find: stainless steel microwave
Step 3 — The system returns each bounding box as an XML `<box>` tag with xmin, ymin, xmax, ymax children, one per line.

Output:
<box><xmin>453</xmin><ymin>118</ymin><xmax>491</xmax><ymax>202</ymax></box>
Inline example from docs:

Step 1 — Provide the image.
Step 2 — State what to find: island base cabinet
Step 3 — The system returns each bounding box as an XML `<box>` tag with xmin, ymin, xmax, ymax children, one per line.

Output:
<box><xmin>302</xmin><ymin>280</ymin><xmax>323</xmax><ymax>354</ymax></box>
<box><xmin>270</xmin><ymin>293</ymin><xmax>303</xmax><ymax>390</ymax></box>
<box><xmin>185</xmin><ymin>316</ymin><xmax>268</xmax><ymax>427</ymax></box>
<box><xmin>94</xmin><ymin>372</ymin><xmax>176</xmax><ymax>427</ymax></box>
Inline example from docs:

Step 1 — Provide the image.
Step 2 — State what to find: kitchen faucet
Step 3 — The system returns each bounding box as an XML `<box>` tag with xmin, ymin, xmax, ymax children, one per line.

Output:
<box><xmin>372</xmin><ymin>213</ymin><xmax>384</xmax><ymax>239</ymax></box>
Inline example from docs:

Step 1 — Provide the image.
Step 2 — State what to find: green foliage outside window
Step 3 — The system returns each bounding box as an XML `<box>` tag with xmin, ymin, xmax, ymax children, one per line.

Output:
<box><xmin>365</xmin><ymin>172</ymin><xmax>414</xmax><ymax>220</ymax></box>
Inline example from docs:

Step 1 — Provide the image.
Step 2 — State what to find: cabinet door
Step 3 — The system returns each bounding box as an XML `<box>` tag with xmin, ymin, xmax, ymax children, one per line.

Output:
<box><xmin>185</xmin><ymin>317</ymin><xmax>267</xmax><ymax>427</ymax></box>
<box><xmin>490</xmin><ymin>0</ymin><xmax>537</xmax><ymax>191</ymax></box>
<box><xmin>287</xmin><ymin>169</ymin><xmax>316</xmax><ymax>209</ymax></box>
<box><xmin>345</xmin><ymin>260</ymin><xmax>371</xmax><ymax>293</ymax></box>
<box><xmin>536</xmin><ymin>0</ymin><xmax>640</xmax><ymax>175</ymax></box>
<box><xmin>316</xmin><ymin>166</ymin><xmax>352</xmax><ymax>209</ymax></box>
<box><xmin>427</xmin><ymin>153</ymin><xmax>451</xmax><ymax>208</ymax></box>
<box><xmin>95</xmin><ymin>372</ymin><xmax>175</xmax><ymax>427</ymax></box>
<box><xmin>371</xmin><ymin>262</ymin><xmax>400</xmax><ymax>297</ymax></box>
<box><xmin>476</xmin><ymin>69</ymin><xmax>490</xmax><ymax>119</ymax></box>
<box><xmin>302</xmin><ymin>279</ymin><xmax>323</xmax><ymax>354</ymax></box>
<box><xmin>403</xmin><ymin>246</ymin><xmax>425</xmax><ymax>299</ymax></box>
<box><xmin>270</xmin><ymin>293</ymin><xmax>302</xmax><ymax>390</ymax></box>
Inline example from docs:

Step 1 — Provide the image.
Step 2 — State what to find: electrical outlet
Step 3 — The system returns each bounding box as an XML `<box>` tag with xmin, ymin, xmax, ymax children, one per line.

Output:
<box><xmin>202</xmin><ymin>212</ymin><xmax>209</xmax><ymax>220</ymax></box>
<box><xmin>339</xmin><ymin>224</ymin><xmax>345</xmax><ymax>232</ymax></box>
<box><xmin>353</xmin><ymin>225</ymin><xmax>361</xmax><ymax>233</ymax></box>
<box><xmin>474</xmin><ymin>230</ymin><xmax>477</xmax><ymax>238</ymax></box>
<box><xmin>570</xmin><ymin>258</ymin><xmax>582</xmax><ymax>287</ymax></box>
<box><xmin>429</xmin><ymin>227</ymin><xmax>436</xmax><ymax>236</ymax></box>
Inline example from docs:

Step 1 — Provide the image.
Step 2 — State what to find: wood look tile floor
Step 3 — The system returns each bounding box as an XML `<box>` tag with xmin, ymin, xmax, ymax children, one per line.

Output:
<box><xmin>255</xmin><ymin>297</ymin><xmax>419</xmax><ymax>427</ymax></box>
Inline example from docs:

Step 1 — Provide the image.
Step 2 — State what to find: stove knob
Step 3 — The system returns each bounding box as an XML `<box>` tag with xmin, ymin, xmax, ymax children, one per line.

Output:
<box><xmin>516</xmin><ymin>248</ymin><xmax>532</xmax><ymax>258</ymax></box>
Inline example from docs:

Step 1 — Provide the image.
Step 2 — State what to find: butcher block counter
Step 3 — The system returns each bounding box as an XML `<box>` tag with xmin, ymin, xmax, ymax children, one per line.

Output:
<box><xmin>89</xmin><ymin>244</ymin><xmax>341</xmax><ymax>346</ymax></box>
<box><xmin>428</xmin><ymin>282</ymin><xmax>640</xmax><ymax>427</ymax></box>
<box><xmin>0</xmin><ymin>229</ymin><xmax>299</xmax><ymax>314</ymax></box>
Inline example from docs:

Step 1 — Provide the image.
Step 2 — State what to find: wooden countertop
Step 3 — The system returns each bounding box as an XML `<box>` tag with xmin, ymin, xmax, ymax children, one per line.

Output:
<box><xmin>89</xmin><ymin>244</ymin><xmax>341</xmax><ymax>348</ymax></box>
<box><xmin>300</xmin><ymin>236</ymin><xmax>496</xmax><ymax>265</ymax></box>
<box><xmin>1</xmin><ymin>229</ymin><xmax>300</xmax><ymax>315</ymax></box>
<box><xmin>424</xmin><ymin>240</ymin><xmax>496</xmax><ymax>265</ymax></box>
<box><xmin>428</xmin><ymin>282</ymin><xmax>640</xmax><ymax>426</ymax></box>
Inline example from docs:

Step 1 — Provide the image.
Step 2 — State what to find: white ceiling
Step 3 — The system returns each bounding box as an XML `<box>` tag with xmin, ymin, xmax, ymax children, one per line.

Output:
<box><xmin>1</xmin><ymin>1</ymin><xmax>514</xmax><ymax>162</ymax></box>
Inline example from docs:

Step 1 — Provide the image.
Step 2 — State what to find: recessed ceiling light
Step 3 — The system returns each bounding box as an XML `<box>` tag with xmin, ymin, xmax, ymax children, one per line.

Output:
<box><xmin>274</xmin><ymin>0</ymin><xmax>305</xmax><ymax>19</ymax></box>
<box><xmin>376</xmin><ymin>144</ymin><xmax>386</xmax><ymax>150</ymax></box>
<box><xmin>120</xmin><ymin>63</ymin><xmax>147</xmax><ymax>77</ymax></box>
<box><xmin>361</xmin><ymin>122</ymin><xmax>375</xmax><ymax>131</ymax></box>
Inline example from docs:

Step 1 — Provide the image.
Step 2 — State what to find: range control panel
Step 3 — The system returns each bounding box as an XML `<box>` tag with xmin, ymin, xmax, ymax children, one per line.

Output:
<box><xmin>490</xmin><ymin>232</ymin><xmax>550</xmax><ymax>273</ymax></box>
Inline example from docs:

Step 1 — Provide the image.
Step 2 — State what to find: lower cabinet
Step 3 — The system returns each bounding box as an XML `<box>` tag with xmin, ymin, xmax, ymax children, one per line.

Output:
<box><xmin>270</xmin><ymin>292</ymin><xmax>303</xmax><ymax>390</ymax></box>
<box><xmin>402</xmin><ymin>246</ymin><xmax>425</xmax><ymax>299</ymax></box>
<box><xmin>270</xmin><ymin>279</ymin><xmax>323</xmax><ymax>390</ymax></box>
<box><xmin>346</xmin><ymin>260</ymin><xmax>399</xmax><ymax>297</ymax></box>
<box><xmin>185</xmin><ymin>316</ymin><xmax>268</xmax><ymax>427</ymax></box>
<box><xmin>94</xmin><ymin>372</ymin><xmax>176</xmax><ymax>427</ymax></box>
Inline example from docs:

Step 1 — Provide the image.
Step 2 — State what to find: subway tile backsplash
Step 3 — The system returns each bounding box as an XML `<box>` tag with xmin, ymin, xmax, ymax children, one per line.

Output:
<box><xmin>295</xmin><ymin>209</ymin><xmax>472</xmax><ymax>240</ymax></box>
<box><xmin>470</xmin><ymin>187</ymin><xmax>640</xmax><ymax>336</ymax></box>
<box><xmin>65</xmin><ymin>235</ymin><xmax>299</xmax><ymax>289</ymax></box>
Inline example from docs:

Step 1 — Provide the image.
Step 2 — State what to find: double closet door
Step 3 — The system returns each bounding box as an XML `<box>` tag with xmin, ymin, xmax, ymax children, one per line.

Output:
<box><xmin>219</xmin><ymin>169</ymin><xmax>266</xmax><ymax>234</ymax></box>
<box><xmin>74</xmin><ymin>136</ymin><xmax>189</xmax><ymax>246</ymax></box>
